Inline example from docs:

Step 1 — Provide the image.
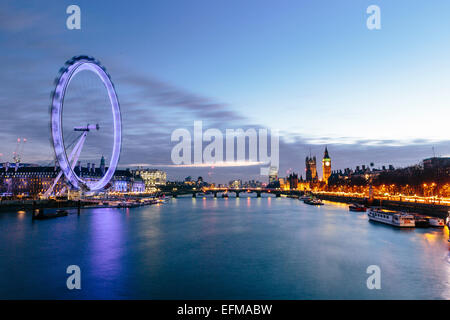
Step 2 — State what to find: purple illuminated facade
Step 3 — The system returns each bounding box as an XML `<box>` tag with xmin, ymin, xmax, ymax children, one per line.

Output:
<box><xmin>51</xmin><ymin>56</ymin><xmax>122</xmax><ymax>191</ymax></box>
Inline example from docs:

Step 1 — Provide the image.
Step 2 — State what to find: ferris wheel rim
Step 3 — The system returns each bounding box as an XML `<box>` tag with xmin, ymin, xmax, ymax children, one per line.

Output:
<box><xmin>50</xmin><ymin>56</ymin><xmax>122</xmax><ymax>192</ymax></box>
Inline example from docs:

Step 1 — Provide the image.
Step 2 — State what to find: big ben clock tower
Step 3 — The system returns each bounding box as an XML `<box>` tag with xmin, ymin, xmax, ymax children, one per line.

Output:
<box><xmin>322</xmin><ymin>146</ymin><xmax>331</xmax><ymax>184</ymax></box>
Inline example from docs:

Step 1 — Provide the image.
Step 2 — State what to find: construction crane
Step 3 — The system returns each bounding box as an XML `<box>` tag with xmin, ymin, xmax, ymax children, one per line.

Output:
<box><xmin>12</xmin><ymin>138</ymin><xmax>20</xmax><ymax>163</ymax></box>
<box><xmin>12</xmin><ymin>138</ymin><xmax>27</xmax><ymax>169</ymax></box>
<box><xmin>18</xmin><ymin>138</ymin><xmax>27</xmax><ymax>160</ymax></box>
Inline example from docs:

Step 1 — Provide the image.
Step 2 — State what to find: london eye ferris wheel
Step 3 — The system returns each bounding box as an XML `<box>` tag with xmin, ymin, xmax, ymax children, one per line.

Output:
<box><xmin>47</xmin><ymin>56</ymin><xmax>122</xmax><ymax>195</ymax></box>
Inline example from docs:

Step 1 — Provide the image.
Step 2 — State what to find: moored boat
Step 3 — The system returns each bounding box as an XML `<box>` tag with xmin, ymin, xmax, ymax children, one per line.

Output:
<box><xmin>368</xmin><ymin>208</ymin><xmax>415</xmax><ymax>227</ymax></box>
<box><xmin>349</xmin><ymin>203</ymin><xmax>366</xmax><ymax>212</ymax></box>
<box><xmin>410</xmin><ymin>214</ymin><xmax>444</xmax><ymax>228</ymax></box>
<box><xmin>413</xmin><ymin>215</ymin><xmax>430</xmax><ymax>228</ymax></box>
<box><xmin>32</xmin><ymin>209</ymin><xmax>68</xmax><ymax>220</ymax></box>
<box><xmin>118</xmin><ymin>201</ymin><xmax>141</xmax><ymax>208</ymax></box>
<box><xmin>304</xmin><ymin>198</ymin><xmax>324</xmax><ymax>206</ymax></box>
<box><xmin>428</xmin><ymin>217</ymin><xmax>445</xmax><ymax>227</ymax></box>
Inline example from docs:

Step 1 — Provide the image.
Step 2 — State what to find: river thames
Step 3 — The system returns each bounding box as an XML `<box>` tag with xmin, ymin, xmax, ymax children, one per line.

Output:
<box><xmin>0</xmin><ymin>196</ymin><xmax>449</xmax><ymax>299</ymax></box>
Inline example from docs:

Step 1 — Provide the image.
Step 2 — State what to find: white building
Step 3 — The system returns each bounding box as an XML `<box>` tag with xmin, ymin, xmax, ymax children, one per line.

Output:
<box><xmin>133</xmin><ymin>169</ymin><xmax>167</xmax><ymax>192</ymax></box>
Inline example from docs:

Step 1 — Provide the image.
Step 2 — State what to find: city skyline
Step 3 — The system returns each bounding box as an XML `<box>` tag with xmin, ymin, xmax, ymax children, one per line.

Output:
<box><xmin>1</xmin><ymin>1</ymin><xmax>450</xmax><ymax>183</ymax></box>
<box><xmin>1</xmin><ymin>2</ymin><xmax>450</xmax><ymax>303</ymax></box>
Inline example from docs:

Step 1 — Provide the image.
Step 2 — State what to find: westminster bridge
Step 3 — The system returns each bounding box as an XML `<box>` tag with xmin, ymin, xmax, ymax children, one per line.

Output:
<box><xmin>168</xmin><ymin>188</ymin><xmax>305</xmax><ymax>198</ymax></box>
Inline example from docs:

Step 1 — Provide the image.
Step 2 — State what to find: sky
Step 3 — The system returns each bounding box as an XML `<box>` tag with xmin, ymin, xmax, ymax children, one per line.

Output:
<box><xmin>0</xmin><ymin>0</ymin><xmax>449</xmax><ymax>183</ymax></box>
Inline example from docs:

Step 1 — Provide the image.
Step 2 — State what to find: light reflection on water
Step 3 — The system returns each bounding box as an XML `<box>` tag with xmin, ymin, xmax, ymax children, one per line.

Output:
<box><xmin>0</xmin><ymin>197</ymin><xmax>448</xmax><ymax>299</ymax></box>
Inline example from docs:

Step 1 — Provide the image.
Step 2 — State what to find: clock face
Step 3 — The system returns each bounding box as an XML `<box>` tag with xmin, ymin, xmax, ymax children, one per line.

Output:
<box><xmin>325</xmin><ymin>161</ymin><xmax>330</xmax><ymax>166</ymax></box>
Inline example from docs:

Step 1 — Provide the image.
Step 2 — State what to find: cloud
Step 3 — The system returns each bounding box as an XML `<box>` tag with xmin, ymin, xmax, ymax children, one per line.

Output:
<box><xmin>116</xmin><ymin>72</ymin><xmax>246</xmax><ymax>126</ymax></box>
<box><xmin>0</xmin><ymin>2</ymin><xmax>449</xmax><ymax>184</ymax></box>
<box><xmin>0</xmin><ymin>3</ymin><xmax>248</xmax><ymax>171</ymax></box>
<box><xmin>0</xmin><ymin>2</ymin><xmax>45</xmax><ymax>33</ymax></box>
<box><xmin>125</xmin><ymin>161</ymin><xmax>264</xmax><ymax>168</ymax></box>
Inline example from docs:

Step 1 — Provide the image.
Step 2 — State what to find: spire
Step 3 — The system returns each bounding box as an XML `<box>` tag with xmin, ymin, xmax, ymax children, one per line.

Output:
<box><xmin>324</xmin><ymin>146</ymin><xmax>330</xmax><ymax>159</ymax></box>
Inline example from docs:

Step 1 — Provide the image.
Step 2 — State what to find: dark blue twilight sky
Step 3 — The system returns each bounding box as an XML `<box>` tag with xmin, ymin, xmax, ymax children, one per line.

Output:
<box><xmin>0</xmin><ymin>1</ymin><xmax>449</xmax><ymax>183</ymax></box>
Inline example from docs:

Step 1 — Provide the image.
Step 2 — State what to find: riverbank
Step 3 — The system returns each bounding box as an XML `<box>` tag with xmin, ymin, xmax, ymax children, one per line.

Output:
<box><xmin>0</xmin><ymin>196</ymin><xmax>166</xmax><ymax>213</ymax></box>
<box><xmin>0</xmin><ymin>199</ymin><xmax>95</xmax><ymax>212</ymax></box>
<box><xmin>312</xmin><ymin>193</ymin><xmax>450</xmax><ymax>218</ymax></box>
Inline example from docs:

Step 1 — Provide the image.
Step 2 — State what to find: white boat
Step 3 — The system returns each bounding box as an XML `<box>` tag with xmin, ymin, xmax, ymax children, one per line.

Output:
<box><xmin>428</xmin><ymin>217</ymin><xmax>445</xmax><ymax>227</ymax></box>
<box><xmin>368</xmin><ymin>208</ymin><xmax>415</xmax><ymax>227</ymax></box>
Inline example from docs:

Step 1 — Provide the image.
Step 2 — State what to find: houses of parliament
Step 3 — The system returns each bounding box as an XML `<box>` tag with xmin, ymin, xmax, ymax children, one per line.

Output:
<box><xmin>279</xmin><ymin>147</ymin><xmax>332</xmax><ymax>191</ymax></box>
<box><xmin>305</xmin><ymin>146</ymin><xmax>331</xmax><ymax>183</ymax></box>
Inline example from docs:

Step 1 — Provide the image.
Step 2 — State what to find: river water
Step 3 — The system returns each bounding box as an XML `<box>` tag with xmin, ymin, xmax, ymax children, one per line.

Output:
<box><xmin>0</xmin><ymin>196</ymin><xmax>449</xmax><ymax>299</ymax></box>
